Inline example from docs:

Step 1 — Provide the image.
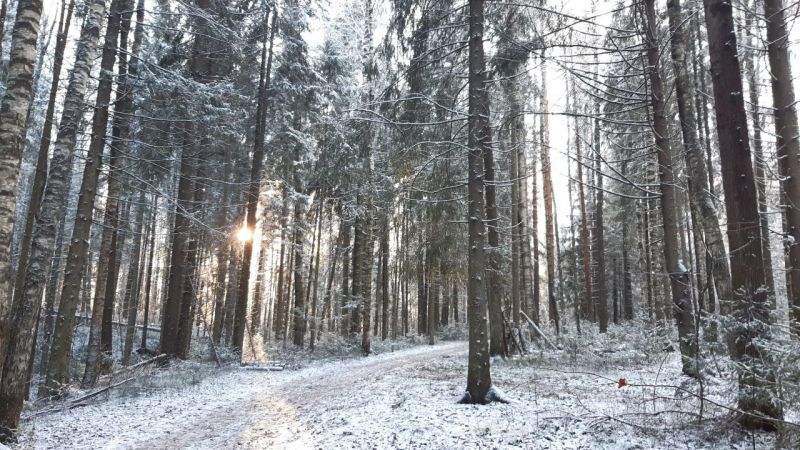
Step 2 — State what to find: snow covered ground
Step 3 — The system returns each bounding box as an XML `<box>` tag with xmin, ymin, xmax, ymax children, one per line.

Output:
<box><xmin>13</xmin><ymin>339</ymin><xmax>790</xmax><ymax>449</ymax></box>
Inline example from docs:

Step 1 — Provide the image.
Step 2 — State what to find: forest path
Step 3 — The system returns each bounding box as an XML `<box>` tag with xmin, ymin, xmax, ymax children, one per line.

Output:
<box><xmin>18</xmin><ymin>340</ymin><xmax>776</xmax><ymax>449</ymax></box>
<box><xmin>138</xmin><ymin>341</ymin><xmax>468</xmax><ymax>449</ymax></box>
<box><xmin>19</xmin><ymin>341</ymin><xmax>469</xmax><ymax>449</ymax></box>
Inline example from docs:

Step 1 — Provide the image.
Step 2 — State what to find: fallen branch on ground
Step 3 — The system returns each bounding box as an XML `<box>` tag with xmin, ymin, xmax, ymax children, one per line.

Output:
<box><xmin>23</xmin><ymin>376</ymin><xmax>139</xmax><ymax>421</ymax></box>
<box><xmin>520</xmin><ymin>311</ymin><xmax>559</xmax><ymax>351</ymax></box>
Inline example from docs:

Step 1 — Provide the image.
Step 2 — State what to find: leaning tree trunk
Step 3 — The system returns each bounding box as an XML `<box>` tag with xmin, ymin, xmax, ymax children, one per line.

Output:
<box><xmin>42</xmin><ymin>0</ymin><xmax>124</xmax><ymax>399</ymax></box>
<box><xmin>703</xmin><ymin>0</ymin><xmax>782</xmax><ymax>428</ymax></box>
<box><xmin>20</xmin><ymin>0</ymin><xmax>107</xmax><ymax>390</ymax></box>
<box><xmin>28</xmin><ymin>0</ymin><xmax>76</xmax><ymax>380</ymax></box>
<box><xmin>644</xmin><ymin>0</ymin><xmax>697</xmax><ymax>377</ymax></box>
<box><xmin>11</xmin><ymin>0</ymin><xmax>74</xmax><ymax>321</ymax></box>
<box><xmin>83</xmin><ymin>0</ymin><xmax>134</xmax><ymax>387</ymax></box>
<box><xmin>764</xmin><ymin>0</ymin><xmax>800</xmax><ymax>337</ymax></box>
<box><xmin>666</xmin><ymin>0</ymin><xmax>733</xmax><ymax>318</ymax></box>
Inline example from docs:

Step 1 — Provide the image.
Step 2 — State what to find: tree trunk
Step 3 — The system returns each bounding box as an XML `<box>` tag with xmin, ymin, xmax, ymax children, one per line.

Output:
<box><xmin>11</xmin><ymin>0</ymin><xmax>74</xmax><ymax>325</ymax></box>
<box><xmin>484</xmin><ymin>85</ymin><xmax>505</xmax><ymax>357</ymax></box>
<box><xmin>501</xmin><ymin>55</ymin><xmax>527</xmax><ymax>327</ymax></box>
<box><xmin>0</xmin><ymin>0</ymin><xmax>49</xmax><ymax>431</ymax></box>
<box><xmin>175</xmin><ymin>152</ymin><xmax>203</xmax><ymax>360</ymax></box>
<box><xmin>121</xmin><ymin>191</ymin><xmax>146</xmax><ymax>365</ymax></box>
<box><xmin>273</xmin><ymin>187</ymin><xmax>289</xmax><ymax>340</ymax></box>
<box><xmin>211</xmin><ymin>164</ymin><xmax>232</xmax><ymax>345</ymax></box>
<box><xmin>235</xmin><ymin>8</ymin><xmax>275</xmax><ymax>354</ymax></box>
<box><xmin>308</xmin><ymin>202</ymin><xmax>324</xmax><ymax>350</ymax></box>
<box><xmin>42</xmin><ymin>0</ymin><xmax>124</xmax><ymax>399</ymax></box>
<box><xmin>644</xmin><ymin>0</ymin><xmax>697</xmax><ymax>376</ymax></box>
<box><xmin>417</xmin><ymin>246</ymin><xmax>426</xmax><ymax>335</ymax></box>
<box><xmin>461</xmin><ymin>0</ymin><xmax>495</xmax><ymax>404</ymax></box>
<box><xmin>764</xmin><ymin>0</ymin><xmax>800</xmax><ymax>337</ymax></box>
<box><xmin>622</xmin><ymin>220</ymin><xmax>633</xmax><ymax>321</ymax></box>
<box><xmin>391</xmin><ymin>219</ymin><xmax>400</xmax><ymax>337</ymax></box>
<box><xmin>0</xmin><ymin>0</ymin><xmax>44</xmax><ymax>333</ymax></box>
<box><xmin>140</xmin><ymin>194</ymin><xmax>157</xmax><ymax>352</ymax></box>
<box><xmin>374</xmin><ymin>247</ymin><xmax>382</xmax><ymax>338</ymax></box>
<box><xmin>530</xmin><ymin>122</ymin><xmax>541</xmax><ymax>325</ymax></box>
<box><xmin>357</xmin><ymin>215</ymin><xmax>374</xmax><ymax>354</ymax></box>
<box><xmin>223</xmin><ymin>243</ymin><xmax>240</xmax><ymax>345</ymax></box>
<box><xmin>161</xmin><ymin>130</ymin><xmax>196</xmax><ymax>357</ymax></box>
<box><xmin>509</xmin><ymin>136</ymin><xmax>521</xmax><ymax>328</ymax></box>
<box><xmin>703</xmin><ymin>0</ymin><xmax>782</xmax><ymax>427</ymax></box>
<box><xmin>320</xmin><ymin>212</ymin><xmax>344</xmax><ymax>337</ymax></box>
<box><xmin>566</xmin><ymin>103</ymin><xmax>581</xmax><ymax>334</ymax></box>
<box><xmin>0</xmin><ymin>1</ymin><xmax>6</xmax><ymax>67</ymax></box>
<box><xmin>575</xmin><ymin>117</ymin><xmax>593</xmax><ymax>324</ymax></box>
<box><xmin>452</xmin><ymin>282</ymin><xmax>459</xmax><ymax>325</ymax></box>
<box><xmin>338</xmin><ymin>217</ymin><xmax>351</xmax><ymax>336</ymax></box>
<box><xmin>592</xmin><ymin>81</ymin><xmax>608</xmax><ymax>332</ymax></box>
<box><xmin>291</xmin><ymin>199</ymin><xmax>306</xmax><ymax>347</ymax></box>
<box><xmin>667</xmin><ymin>0</ymin><xmax>733</xmax><ymax>319</ymax></box>
<box><xmin>740</xmin><ymin>1</ymin><xmax>775</xmax><ymax>295</ymax></box>
<box><xmin>13</xmin><ymin>0</ymin><xmax>105</xmax><ymax>393</ymax></box>
<box><xmin>83</xmin><ymin>0</ymin><xmax>134</xmax><ymax>387</ymax></box>
<box><xmin>380</xmin><ymin>218</ymin><xmax>390</xmax><ymax>340</ymax></box>
<box><xmin>540</xmin><ymin>54</ymin><xmax>560</xmax><ymax>335</ymax></box>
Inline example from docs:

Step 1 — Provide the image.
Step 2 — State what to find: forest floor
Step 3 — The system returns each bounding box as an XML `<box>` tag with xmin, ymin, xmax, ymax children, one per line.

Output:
<box><xmin>10</xmin><ymin>336</ymin><xmax>794</xmax><ymax>449</ymax></box>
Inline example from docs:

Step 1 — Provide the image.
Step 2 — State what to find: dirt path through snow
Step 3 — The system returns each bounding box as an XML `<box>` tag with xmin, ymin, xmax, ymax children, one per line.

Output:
<box><xmin>16</xmin><ymin>340</ymin><xmax>777</xmax><ymax>449</ymax></box>
<box><xmin>18</xmin><ymin>342</ymin><xmax>468</xmax><ymax>449</ymax></box>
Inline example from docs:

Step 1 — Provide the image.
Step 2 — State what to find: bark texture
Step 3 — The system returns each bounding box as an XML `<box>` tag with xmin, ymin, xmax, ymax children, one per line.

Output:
<box><xmin>645</xmin><ymin>0</ymin><xmax>697</xmax><ymax>376</ymax></box>
<box><xmin>666</xmin><ymin>0</ymin><xmax>732</xmax><ymax>316</ymax></box>
<box><xmin>764</xmin><ymin>0</ymin><xmax>800</xmax><ymax>337</ymax></box>
<box><xmin>43</xmin><ymin>0</ymin><xmax>123</xmax><ymax>398</ymax></box>
<box><xmin>461</xmin><ymin>0</ymin><xmax>494</xmax><ymax>404</ymax></box>
<box><xmin>703</xmin><ymin>0</ymin><xmax>782</xmax><ymax>428</ymax></box>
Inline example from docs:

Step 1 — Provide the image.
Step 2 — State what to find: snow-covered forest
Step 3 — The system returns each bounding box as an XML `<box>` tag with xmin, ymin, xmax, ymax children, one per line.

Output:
<box><xmin>0</xmin><ymin>0</ymin><xmax>799</xmax><ymax>447</ymax></box>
